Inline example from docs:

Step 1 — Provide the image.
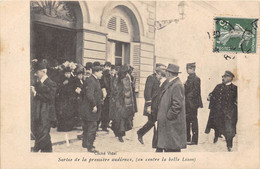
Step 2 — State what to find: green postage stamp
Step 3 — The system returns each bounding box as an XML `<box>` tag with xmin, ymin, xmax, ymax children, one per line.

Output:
<box><xmin>213</xmin><ymin>17</ymin><xmax>258</xmax><ymax>53</ymax></box>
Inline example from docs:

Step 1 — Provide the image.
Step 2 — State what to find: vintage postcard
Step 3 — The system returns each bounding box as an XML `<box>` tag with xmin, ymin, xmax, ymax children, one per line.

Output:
<box><xmin>0</xmin><ymin>0</ymin><xmax>259</xmax><ymax>169</ymax></box>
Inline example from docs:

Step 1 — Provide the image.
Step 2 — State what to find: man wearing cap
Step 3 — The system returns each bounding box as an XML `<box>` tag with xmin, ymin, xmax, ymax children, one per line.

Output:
<box><xmin>137</xmin><ymin>63</ymin><xmax>167</xmax><ymax>144</ymax></box>
<box><xmin>156</xmin><ymin>64</ymin><xmax>186</xmax><ymax>152</ymax></box>
<box><xmin>185</xmin><ymin>62</ymin><xmax>203</xmax><ymax>145</ymax></box>
<box><xmin>31</xmin><ymin>62</ymin><xmax>57</xmax><ymax>152</ymax></box>
<box><xmin>205</xmin><ymin>71</ymin><xmax>237</xmax><ymax>152</ymax></box>
<box><xmin>80</xmin><ymin>66</ymin><xmax>103</xmax><ymax>153</ymax></box>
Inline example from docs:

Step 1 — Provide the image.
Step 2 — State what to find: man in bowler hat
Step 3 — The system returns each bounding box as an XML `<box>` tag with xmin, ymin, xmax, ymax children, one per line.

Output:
<box><xmin>156</xmin><ymin>64</ymin><xmax>186</xmax><ymax>152</ymax></box>
<box><xmin>185</xmin><ymin>62</ymin><xmax>203</xmax><ymax>145</ymax></box>
<box><xmin>80</xmin><ymin>66</ymin><xmax>103</xmax><ymax>153</ymax></box>
<box><xmin>31</xmin><ymin>62</ymin><xmax>57</xmax><ymax>152</ymax></box>
<box><xmin>205</xmin><ymin>71</ymin><xmax>237</xmax><ymax>152</ymax></box>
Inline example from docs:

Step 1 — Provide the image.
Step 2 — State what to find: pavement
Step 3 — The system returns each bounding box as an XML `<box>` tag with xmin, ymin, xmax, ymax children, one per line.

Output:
<box><xmin>31</xmin><ymin>98</ymin><xmax>238</xmax><ymax>152</ymax></box>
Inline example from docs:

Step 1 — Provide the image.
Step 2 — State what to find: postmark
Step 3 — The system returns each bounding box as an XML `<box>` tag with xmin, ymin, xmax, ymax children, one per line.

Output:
<box><xmin>213</xmin><ymin>17</ymin><xmax>258</xmax><ymax>53</ymax></box>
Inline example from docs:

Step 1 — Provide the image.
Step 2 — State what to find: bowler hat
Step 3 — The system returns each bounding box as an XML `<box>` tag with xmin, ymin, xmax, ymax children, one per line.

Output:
<box><xmin>93</xmin><ymin>61</ymin><xmax>101</xmax><ymax>67</ymax></box>
<box><xmin>104</xmin><ymin>61</ymin><xmax>112</xmax><ymax>67</ymax></box>
<box><xmin>85</xmin><ymin>62</ymin><xmax>93</xmax><ymax>70</ymax></box>
<box><xmin>92</xmin><ymin>66</ymin><xmax>103</xmax><ymax>72</ymax></box>
<box><xmin>34</xmin><ymin>62</ymin><xmax>47</xmax><ymax>71</ymax></box>
<box><xmin>75</xmin><ymin>67</ymin><xmax>84</xmax><ymax>75</ymax></box>
<box><xmin>223</xmin><ymin>71</ymin><xmax>235</xmax><ymax>78</ymax></box>
<box><xmin>166</xmin><ymin>64</ymin><xmax>181</xmax><ymax>73</ymax></box>
<box><xmin>186</xmin><ymin>62</ymin><xmax>196</xmax><ymax>69</ymax></box>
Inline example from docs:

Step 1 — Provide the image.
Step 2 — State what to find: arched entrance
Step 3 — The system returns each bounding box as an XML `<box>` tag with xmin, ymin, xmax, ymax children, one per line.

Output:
<box><xmin>30</xmin><ymin>1</ymin><xmax>84</xmax><ymax>66</ymax></box>
<box><xmin>101</xmin><ymin>2</ymin><xmax>144</xmax><ymax>91</ymax></box>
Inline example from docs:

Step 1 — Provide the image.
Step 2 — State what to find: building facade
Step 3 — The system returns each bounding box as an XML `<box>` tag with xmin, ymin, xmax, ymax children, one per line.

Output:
<box><xmin>30</xmin><ymin>1</ymin><xmax>156</xmax><ymax>97</ymax></box>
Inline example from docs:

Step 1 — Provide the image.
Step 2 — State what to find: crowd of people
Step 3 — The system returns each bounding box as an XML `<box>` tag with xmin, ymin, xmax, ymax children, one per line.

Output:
<box><xmin>31</xmin><ymin>59</ymin><xmax>237</xmax><ymax>153</ymax></box>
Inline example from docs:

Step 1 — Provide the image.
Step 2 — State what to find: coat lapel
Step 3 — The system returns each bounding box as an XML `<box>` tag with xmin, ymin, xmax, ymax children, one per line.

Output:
<box><xmin>160</xmin><ymin>77</ymin><xmax>179</xmax><ymax>99</ymax></box>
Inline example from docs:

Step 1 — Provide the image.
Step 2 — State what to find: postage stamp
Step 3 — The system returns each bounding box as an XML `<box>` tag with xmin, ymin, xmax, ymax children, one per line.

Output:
<box><xmin>213</xmin><ymin>17</ymin><xmax>258</xmax><ymax>53</ymax></box>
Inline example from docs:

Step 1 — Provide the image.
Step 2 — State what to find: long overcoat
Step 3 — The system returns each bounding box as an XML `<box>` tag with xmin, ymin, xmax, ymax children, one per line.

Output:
<box><xmin>56</xmin><ymin>76</ymin><xmax>76</xmax><ymax>131</ymax></box>
<box><xmin>184</xmin><ymin>73</ymin><xmax>203</xmax><ymax>119</ymax></box>
<box><xmin>109</xmin><ymin>73</ymin><xmax>135</xmax><ymax>132</ymax></box>
<box><xmin>157</xmin><ymin>77</ymin><xmax>187</xmax><ymax>150</ymax></box>
<box><xmin>31</xmin><ymin>77</ymin><xmax>57</xmax><ymax>149</ymax></box>
<box><xmin>205</xmin><ymin>83</ymin><xmax>237</xmax><ymax>139</ymax></box>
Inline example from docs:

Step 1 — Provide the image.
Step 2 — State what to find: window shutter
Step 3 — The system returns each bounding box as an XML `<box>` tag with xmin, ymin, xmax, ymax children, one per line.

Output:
<box><xmin>120</xmin><ymin>18</ymin><xmax>129</xmax><ymax>34</ymax></box>
<box><xmin>107</xmin><ymin>16</ymin><xmax>117</xmax><ymax>31</ymax></box>
<box><xmin>131</xmin><ymin>42</ymin><xmax>140</xmax><ymax>92</ymax></box>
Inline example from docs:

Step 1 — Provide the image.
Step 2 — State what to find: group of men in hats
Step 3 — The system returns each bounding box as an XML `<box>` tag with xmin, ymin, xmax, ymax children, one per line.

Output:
<box><xmin>31</xmin><ymin>58</ymin><xmax>237</xmax><ymax>153</ymax></box>
<box><xmin>137</xmin><ymin>62</ymin><xmax>237</xmax><ymax>152</ymax></box>
<box><xmin>31</xmin><ymin>59</ymin><xmax>137</xmax><ymax>153</ymax></box>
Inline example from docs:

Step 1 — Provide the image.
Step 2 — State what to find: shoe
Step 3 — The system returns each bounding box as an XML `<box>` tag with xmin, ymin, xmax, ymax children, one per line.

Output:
<box><xmin>227</xmin><ymin>147</ymin><xmax>232</xmax><ymax>152</ymax></box>
<box><xmin>187</xmin><ymin>142</ymin><xmax>197</xmax><ymax>145</ymax></box>
<box><xmin>137</xmin><ymin>134</ymin><xmax>144</xmax><ymax>144</ymax></box>
<box><xmin>213</xmin><ymin>137</ymin><xmax>218</xmax><ymax>143</ymax></box>
<box><xmin>88</xmin><ymin>148</ymin><xmax>99</xmax><ymax>153</ymax></box>
<box><xmin>118</xmin><ymin>137</ymin><xmax>124</xmax><ymax>142</ymax></box>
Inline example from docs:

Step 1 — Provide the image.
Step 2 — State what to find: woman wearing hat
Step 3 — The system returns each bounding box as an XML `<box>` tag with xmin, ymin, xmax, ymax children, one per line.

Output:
<box><xmin>110</xmin><ymin>64</ymin><xmax>135</xmax><ymax>142</ymax></box>
<box><xmin>56</xmin><ymin>67</ymin><xmax>76</xmax><ymax>131</ymax></box>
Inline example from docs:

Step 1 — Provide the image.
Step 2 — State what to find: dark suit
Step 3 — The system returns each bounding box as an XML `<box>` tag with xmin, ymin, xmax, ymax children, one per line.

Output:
<box><xmin>137</xmin><ymin>79</ymin><xmax>168</xmax><ymax>138</ymax></box>
<box><xmin>99</xmin><ymin>70</ymin><xmax>111</xmax><ymax>130</ymax></box>
<box><xmin>184</xmin><ymin>73</ymin><xmax>203</xmax><ymax>144</ymax></box>
<box><xmin>72</xmin><ymin>78</ymin><xmax>84</xmax><ymax>124</ymax></box>
<box><xmin>143</xmin><ymin>73</ymin><xmax>160</xmax><ymax>116</ymax></box>
<box><xmin>80</xmin><ymin>75</ymin><xmax>103</xmax><ymax>149</ymax></box>
<box><xmin>31</xmin><ymin>77</ymin><xmax>57</xmax><ymax>152</ymax></box>
<box><xmin>205</xmin><ymin>83</ymin><xmax>237</xmax><ymax>148</ymax></box>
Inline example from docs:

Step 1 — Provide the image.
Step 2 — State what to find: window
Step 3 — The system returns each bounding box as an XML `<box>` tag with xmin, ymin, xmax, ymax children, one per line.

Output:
<box><xmin>115</xmin><ymin>42</ymin><xmax>123</xmax><ymax>66</ymax></box>
<box><xmin>107</xmin><ymin>16</ymin><xmax>129</xmax><ymax>34</ymax></box>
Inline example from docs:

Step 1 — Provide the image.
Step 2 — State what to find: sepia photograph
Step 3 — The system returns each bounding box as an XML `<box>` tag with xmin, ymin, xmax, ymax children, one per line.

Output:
<box><xmin>29</xmin><ymin>0</ymin><xmax>247</xmax><ymax>153</ymax></box>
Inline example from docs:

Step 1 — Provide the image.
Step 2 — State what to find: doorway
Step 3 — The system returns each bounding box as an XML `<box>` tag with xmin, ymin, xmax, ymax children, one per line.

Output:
<box><xmin>31</xmin><ymin>23</ymin><xmax>77</xmax><ymax>66</ymax></box>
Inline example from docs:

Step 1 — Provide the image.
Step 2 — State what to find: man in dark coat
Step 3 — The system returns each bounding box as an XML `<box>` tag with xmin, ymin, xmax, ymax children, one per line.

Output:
<box><xmin>184</xmin><ymin>62</ymin><xmax>203</xmax><ymax>145</ymax></box>
<box><xmin>99</xmin><ymin>62</ymin><xmax>112</xmax><ymax>131</ymax></box>
<box><xmin>31</xmin><ymin>62</ymin><xmax>57</xmax><ymax>152</ymax></box>
<box><xmin>156</xmin><ymin>63</ymin><xmax>186</xmax><ymax>152</ymax></box>
<box><xmin>137</xmin><ymin>63</ymin><xmax>167</xmax><ymax>144</ymax></box>
<box><xmin>205</xmin><ymin>71</ymin><xmax>237</xmax><ymax>152</ymax></box>
<box><xmin>80</xmin><ymin>66</ymin><xmax>103</xmax><ymax>153</ymax></box>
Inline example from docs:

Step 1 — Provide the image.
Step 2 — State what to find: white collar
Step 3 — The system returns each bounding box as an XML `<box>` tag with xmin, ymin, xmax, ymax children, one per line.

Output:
<box><xmin>160</xmin><ymin>77</ymin><xmax>166</xmax><ymax>86</ymax></box>
<box><xmin>226</xmin><ymin>82</ymin><xmax>232</xmax><ymax>85</ymax></box>
<box><xmin>169</xmin><ymin>77</ymin><xmax>177</xmax><ymax>83</ymax></box>
<box><xmin>40</xmin><ymin>74</ymin><xmax>48</xmax><ymax>83</ymax></box>
<box><xmin>92</xmin><ymin>74</ymin><xmax>98</xmax><ymax>79</ymax></box>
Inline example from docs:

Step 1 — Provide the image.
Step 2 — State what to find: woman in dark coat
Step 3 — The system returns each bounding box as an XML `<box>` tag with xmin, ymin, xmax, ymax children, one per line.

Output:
<box><xmin>110</xmin><ymin>64</ymin><xmax>135</xmax><ymax>142</ymax></box>
<box><xmin>56</xmin><ymin>67</ymin><xmax>76</xmax><ymax>131</ymax></box>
